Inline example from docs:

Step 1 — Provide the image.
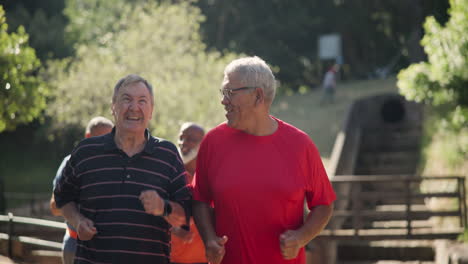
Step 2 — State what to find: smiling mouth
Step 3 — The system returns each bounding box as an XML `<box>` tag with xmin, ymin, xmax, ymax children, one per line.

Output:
<box><xmin>126</xmin><ymin>116</ymin><xmax>142</xmax><ymax>121</ymax></box>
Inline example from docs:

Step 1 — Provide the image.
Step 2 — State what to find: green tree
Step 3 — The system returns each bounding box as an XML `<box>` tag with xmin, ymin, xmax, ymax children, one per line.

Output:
<box><xmin>46</xmin><ymin>2</ymin><xmax>238</xmax><ymax>141</ymax></box>
<box><xmin>0</xmin><ymin>5</ymin><xmax>47</xmax><ymax>132</ymax></box>
<box><xmin>398</xmin><ymin>0</ymin><xmax>468</xmax><ymax>129</ymax></box>
<box><xmin>3</xmin><ymin>0</ymin><xmax>72</xmax><ymax>60</ymax></box>
<box><xmin>196</xmin><ymin>0</ymin><xmax>450</xmax><ymax>89</ymax></box>
<box><xmin>63</xmin><ymin>0</ymin><xmax>133</xmax><ymax>47</ymax></box>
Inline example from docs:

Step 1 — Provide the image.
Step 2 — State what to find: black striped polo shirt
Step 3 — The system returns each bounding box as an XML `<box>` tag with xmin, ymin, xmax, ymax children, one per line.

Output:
<box><xmin>54</xmin><ymin>129</ymin><xmax>191</xmax><ymax>264</ymax></box>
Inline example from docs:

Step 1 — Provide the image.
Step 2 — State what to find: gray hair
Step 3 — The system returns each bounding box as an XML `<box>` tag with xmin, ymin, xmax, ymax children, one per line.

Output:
<box><xmin>180</xmin><ymin>122</ymin><xmax>205</xmax><ymax>136</ymax></box>
<box><xmin>85</xmin><ymin>116</ymin><xmax>114</xmax><ymax>135</ymax></box>
<box><xmin>112</xmin><ymin>74</ymin><xmax>154</xmax><ymax>104</ymax></box>
<box><xmin>224</xmin><ymin>56</ymin><xmax>276</xmax><ymax>103</ymax></box>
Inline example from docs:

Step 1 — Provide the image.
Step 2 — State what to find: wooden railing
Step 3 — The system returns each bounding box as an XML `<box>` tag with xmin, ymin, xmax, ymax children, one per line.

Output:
<box><xmin>321</xmin><ymin>175</ymin><xmax>467</xmax><ymax>240</ymax></box>
<box><xmin>0</xmin><ymin>213</ymin><xmax>65</xmax><ymax>257</ymax></box>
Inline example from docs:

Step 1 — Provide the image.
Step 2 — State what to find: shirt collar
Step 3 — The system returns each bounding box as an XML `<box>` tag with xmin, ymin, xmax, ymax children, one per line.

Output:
<box><xmin>104</xmin><ymin>128</ymin><xmax>158</xmax><ymax>154</ymax></box>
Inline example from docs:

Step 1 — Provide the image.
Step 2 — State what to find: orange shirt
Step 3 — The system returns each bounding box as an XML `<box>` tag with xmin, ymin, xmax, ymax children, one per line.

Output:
<box><xmin>170</xmin><ymin>221</ymin><xmax>207</xmax><ymax>263</ymax></box>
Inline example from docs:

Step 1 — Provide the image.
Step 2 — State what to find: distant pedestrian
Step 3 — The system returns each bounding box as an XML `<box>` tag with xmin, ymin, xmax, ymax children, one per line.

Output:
<box><xmin>321</xmin><ymin>64</ymin><xmax>339</xmax><ymax>105</ymax></box>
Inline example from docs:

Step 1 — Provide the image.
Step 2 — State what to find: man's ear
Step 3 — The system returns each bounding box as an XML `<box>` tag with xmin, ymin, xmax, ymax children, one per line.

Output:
<box><xmin>255</xmin><ymin>87</ymin><xmax>264</xmax><ymax>106</ymax></box>
<box><xmin>85</xmin><ymin>132</ymin><xmax>91</xmax><ymax>138</ymax></box>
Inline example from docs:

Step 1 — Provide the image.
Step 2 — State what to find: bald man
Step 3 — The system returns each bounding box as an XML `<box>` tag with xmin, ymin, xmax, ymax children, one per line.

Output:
<box><xmin>171</xmin><ymin>122</ymin><xmax>207</xmax><ymax>264</ymax></box>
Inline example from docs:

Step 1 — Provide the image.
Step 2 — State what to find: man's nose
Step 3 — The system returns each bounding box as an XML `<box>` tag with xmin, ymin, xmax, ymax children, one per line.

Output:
<box><xmin>129</xmin><ymin>100</ymin><xmax>138</xmax><ymax>109</ymax></box>
<box><xmin>221</xmin><ymin>95</ymin><xmax>229</xmax><ymax>105</ymax></box>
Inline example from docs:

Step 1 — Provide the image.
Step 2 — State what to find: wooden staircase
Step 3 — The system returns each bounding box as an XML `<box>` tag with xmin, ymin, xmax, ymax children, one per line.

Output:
<box><xmin>321</xmin><ymin>93</ymin><xmax>467</xmax><ymax>264</ymax></box>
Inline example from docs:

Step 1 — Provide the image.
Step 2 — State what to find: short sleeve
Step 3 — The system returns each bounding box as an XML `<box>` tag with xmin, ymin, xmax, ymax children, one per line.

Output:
<box><xmin>192</xmin><ymin>138</ymin><xmax>212</xmax><ymax>204</ymax></box>
<box><xmin>304</xmin><ymin>141</ymin><xmax>336</xmax><ymax>209</ymax></box>
<box><xmin>54</xmin><ymin>153</ymin><xmax>81</xmax><ymax>208</ymax></box>
<box><xmin>52</xmin><ymin>155</ymin><xmax>70</xmax><ymax>188</ymax></box>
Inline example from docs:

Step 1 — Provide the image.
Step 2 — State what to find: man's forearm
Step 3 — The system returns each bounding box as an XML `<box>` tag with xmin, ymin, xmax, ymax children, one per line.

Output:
<box><xmin>60</xmin><ymin>202</ymin><xmax>82</xmax><ymax>229</ymax></box>
<box><xmin>193</xmin><ymin>200</ymin><xmax>217</xmax><ymax>243</ymax></box>
<box><xmin>297</xmin><ymin>203</ymin><xmax>334</xmax><ymax>246</ymax></box>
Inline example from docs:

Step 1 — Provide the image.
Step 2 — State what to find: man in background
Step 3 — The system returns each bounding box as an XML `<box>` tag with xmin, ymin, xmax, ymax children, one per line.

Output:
<box><xmin>170</xmin><ymin>122</ymin><xmax>207</xmax><ymax>264</ymax></box>
<box><xmin>50</xmin><ymin>116</ymin><xmax>114</xmax><ymax>264</ymax></box>
<box><xmin>321</xmin><ymin>64</ymin><xmax>339</xmax><ymax>105</ymax></box>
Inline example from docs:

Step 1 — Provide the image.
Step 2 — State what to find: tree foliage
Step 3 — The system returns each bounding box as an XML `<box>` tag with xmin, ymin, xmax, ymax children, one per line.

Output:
<box><xmin>2</xmin><ymin>0</ymin><xmax>71</xmax><ymax>60</ymax></box>
<box><xmin>398</xmin><ymin>0</ymin><xmax>468</xmax><ymax>129</ymax></box>
<box><xmin>45</xmin><ymin>1</ymin><xmax>238</xmax><ymax>141</ymax></box>
<box><xmin>63</xmin><ymin>0</ymin><xmax>134</xmax><ymax>47</ymax></box>
<box><xmin>3</xmin><ymin>0</ymin><xmax>450</xmax><ymax>91</ymax></box>
<box><xmin>0</xmin><ymin>5</ymin><xmax>47</xmax><ymax>132</ymax></box>
<box><xmin>197</xmin><ymin>0</ymin><xmax>449</xmax><ymax>90</ymax></box>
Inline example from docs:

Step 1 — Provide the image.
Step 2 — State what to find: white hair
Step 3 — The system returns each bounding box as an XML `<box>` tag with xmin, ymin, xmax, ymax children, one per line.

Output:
<box><xmin>224</xmin><ymin>56</ymin><xmax>276</xmax><ymax>103</ymax></box>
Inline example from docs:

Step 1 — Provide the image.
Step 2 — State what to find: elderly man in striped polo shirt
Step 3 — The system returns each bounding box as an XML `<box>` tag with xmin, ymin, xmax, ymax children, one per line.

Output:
<box><xmin>54</xmin><ymin>74</ymin><xmax>191</xmax><ymax>264</ymax></box>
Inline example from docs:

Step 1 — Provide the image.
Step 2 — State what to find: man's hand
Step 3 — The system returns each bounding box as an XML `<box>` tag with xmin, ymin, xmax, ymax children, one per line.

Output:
<box><xmin>139</xmin><ymin>190</ymin><xmax>164</xmax><ymax>215</ymax></box>
<box><xmin>171</xmin><ymin>227</ymin><xmax>194</xmax><ymax>243</ymax></box>
<box><xmin>279</xmin><ymin>229</ymin><xmax>305</xmax><ymax>260</ymax></box>
<box><xmin>205</xmin><ymin>235</ymin><xmax>228</xmax><ymax>264</ymax></box>
<box><xmin>77</xmin><ymin>217</ymin><xmax>97</xmax><ymax>241</ymax></box>
<box><xmin>165</xmin><ymin>211</ymin><xmax>186</xmax><ymax>227</ymax></box>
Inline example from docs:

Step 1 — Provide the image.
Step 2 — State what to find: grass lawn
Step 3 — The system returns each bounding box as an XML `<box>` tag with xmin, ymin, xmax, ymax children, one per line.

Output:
<box><xmin>271</xmin><ymin>76</ymin><xmax>398</xmax><ymax>159</ymax></box>
<box><xmin>0</xmin><ymin>77</ymin><xmax>398</xmax><ymax>198</ymax></box>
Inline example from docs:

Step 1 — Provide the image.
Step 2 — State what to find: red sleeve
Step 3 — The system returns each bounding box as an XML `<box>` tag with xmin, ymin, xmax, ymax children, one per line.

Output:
<box><xmin>304</xmin><ymin>141</ymin><xmax>336</xmax><ymax>209</ymax></box>
<box><xmin>192</xmin><ymin>138</ymin><xmax>212</xmax><ymax>204</ymax></box>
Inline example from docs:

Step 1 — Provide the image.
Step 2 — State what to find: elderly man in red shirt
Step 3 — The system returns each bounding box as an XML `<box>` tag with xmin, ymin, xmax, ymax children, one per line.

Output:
<box><xmin>193</xmin><ymin>56</ymin><xmax>336</xmax><ymax>264</ymax></box>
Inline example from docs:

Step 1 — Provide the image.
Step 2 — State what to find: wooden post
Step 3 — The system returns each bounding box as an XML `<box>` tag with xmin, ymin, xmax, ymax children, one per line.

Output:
<box><xmin>7</xmin><ymin>212</ymin><xmax>13</xmax><ymax>258</ymax></box>
<box><xmin>405</xmin><ymin>178</ymin><xmax>412</xmax><ymax>237</ymax></box>
<box><xmin>460</xmin><ymin>177</ymin><xmax>467</xmax><ymax>228</ymax></box>
<box><xmin>352</xmin><ymin>182</ymin><xmax>361</xmax><ymax>238</ymax></box>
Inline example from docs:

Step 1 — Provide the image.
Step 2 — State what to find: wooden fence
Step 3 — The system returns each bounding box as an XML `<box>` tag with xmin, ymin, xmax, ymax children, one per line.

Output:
<box><xmin>0</xmin><ymin>213</ymin><xmax>65</xmax><ymax>258</ymax></box>
<box><xmin>321</xmin><ymin>175</ymin><xmax>467</xmax><ymax>240</ymax></box>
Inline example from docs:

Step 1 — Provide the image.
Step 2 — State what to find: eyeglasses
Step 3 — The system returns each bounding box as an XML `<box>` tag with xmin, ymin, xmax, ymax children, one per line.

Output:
<box><xmin>219</xmin><ymin>87</ymin><xmax>256</xmax><ymax>100</ymax></box>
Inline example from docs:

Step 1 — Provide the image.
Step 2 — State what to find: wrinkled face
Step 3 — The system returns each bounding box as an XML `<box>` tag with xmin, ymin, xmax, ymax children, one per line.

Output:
<box><xmin>111</xmin><ymin>82</ymin><xmax>153</xmax><ymax>135</ymax></box>
<box><xmin>178</xmin><ymin>126</ymin><xmax>204</xmax><ymax>163</ymax></box>
<box><xmin>221</xmin><ymin>72</ymin><xmax>257</xmax><ymax>130</ymax></box>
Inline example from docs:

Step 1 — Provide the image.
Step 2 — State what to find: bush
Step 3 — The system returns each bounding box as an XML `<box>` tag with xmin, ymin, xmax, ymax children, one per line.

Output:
<box><xmin>45</xmin><ymin>2</ymin><xmax>239</xmax><ymax>141</ymax></box>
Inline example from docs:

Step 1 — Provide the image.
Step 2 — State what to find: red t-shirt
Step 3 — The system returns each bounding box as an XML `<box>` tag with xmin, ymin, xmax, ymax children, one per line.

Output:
<box><xmin>193</xmin><ymin>117</ymin><xmax>336</xmax><ymax>264</ymax></box>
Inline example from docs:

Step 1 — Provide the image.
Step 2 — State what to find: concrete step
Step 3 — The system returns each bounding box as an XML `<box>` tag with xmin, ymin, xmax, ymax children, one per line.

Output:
<box><xmin>361</xmin><ymin>126</ymin><xmax>421</xmax><ymax>136</ymax></box>
<box><xmin>337</xmin><ymin>240</ymin><xmax>435</xmax><ymax>262</ymax></box>
<box><xmin>354</xmin><ymin>165</ymin><xmax>418</xmax><ymax>175</ymax></box>
<box><xmin>30</xmin><ymin>250</ymin><xmax>62</xmax><ymax>264</ymax></box>
<box><xmin>338</xmin><ymin>261</ymin><xmax>435</xmax><ymax>264</ymax></box>
<box><xmin>371</xmin><ymin>220</ymin><xmax>433</xmax><ymax>229</ymax></box>
<box><xmin>356</xmin><ymin>151</ymin><xmax>419</xmax><ymax>166</ymax></box>
<box><xmin>375</xmin><ymin>204</ymin><xmax>429</xmax><ymax>212</ymax></box>
<box><xmin>359</xmin><ymin>137</ymin><xmax>421</xmax><ymax>152</ymax></box>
